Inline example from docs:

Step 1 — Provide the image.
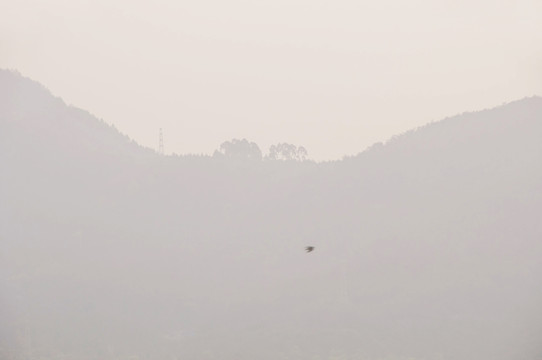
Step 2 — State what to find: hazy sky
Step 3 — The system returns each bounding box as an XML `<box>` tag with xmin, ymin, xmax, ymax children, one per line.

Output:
<box><xmin>2</xmin><ymin>0</ymin><xmax>541</xmax><ymax>160</ymax></box>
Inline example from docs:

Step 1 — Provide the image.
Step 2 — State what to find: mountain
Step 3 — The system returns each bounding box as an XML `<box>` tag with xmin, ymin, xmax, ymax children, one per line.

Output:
<box><xmin>1</xmin><ymin>69</ymin><xmax>541</xmax><ymax>360</ymax></box>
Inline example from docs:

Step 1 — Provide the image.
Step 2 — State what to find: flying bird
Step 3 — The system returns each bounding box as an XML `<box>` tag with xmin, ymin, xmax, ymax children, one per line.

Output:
<box><xmin>305</xmin><ymin>246</ymin><xmax>315</xmax><ymax>253</ymax></box>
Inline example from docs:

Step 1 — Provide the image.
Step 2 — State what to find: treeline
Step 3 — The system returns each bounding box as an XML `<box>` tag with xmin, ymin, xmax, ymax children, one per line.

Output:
<box><xmin>171</xmin><ymin>138</ymin><xmax>310</xmax><ymax>162</ymax></box>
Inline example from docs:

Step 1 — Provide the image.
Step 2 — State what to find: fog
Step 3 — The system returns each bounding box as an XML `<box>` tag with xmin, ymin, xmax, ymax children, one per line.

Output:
<box><xmin>1</xmin><ymin>69</ymin><xmax>542</xmax><ymax>359</ymax></box>
<box><xmin>1</xmin><ymin>0</ymin><xmax>541</xmax><ymax>159</ymax></box>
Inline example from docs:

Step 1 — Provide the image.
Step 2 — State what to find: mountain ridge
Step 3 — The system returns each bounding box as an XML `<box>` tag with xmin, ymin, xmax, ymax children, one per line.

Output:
<box><xmin>1</xmin><ymin>69</ymin><xmax>541</xmax><ymax>360</ymax></box>
<box><xmin>2</xmin><ymin>68</ymin><xmax>541</xmax><ymax>162</ymax></box>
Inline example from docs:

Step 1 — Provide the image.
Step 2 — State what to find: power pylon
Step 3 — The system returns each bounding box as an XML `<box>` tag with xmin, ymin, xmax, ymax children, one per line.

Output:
<box><xmin>158</xmin><ymin>128</ymin><xmax>164</xmax><ymax>155</ymax></box>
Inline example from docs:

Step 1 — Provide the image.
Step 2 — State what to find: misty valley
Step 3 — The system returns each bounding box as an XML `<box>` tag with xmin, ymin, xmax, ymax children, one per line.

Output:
<box><xmin>1</xmin><ymin>69</ymin><xmax>542</xmax><ymax>359</ymax></box>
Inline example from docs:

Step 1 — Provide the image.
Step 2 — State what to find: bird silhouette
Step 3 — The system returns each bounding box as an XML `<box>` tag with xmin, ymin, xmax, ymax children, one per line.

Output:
<box><xmin>305</xmin><ymin>246</ymin><xmax>315</xmax><ymax>253</ymax></box>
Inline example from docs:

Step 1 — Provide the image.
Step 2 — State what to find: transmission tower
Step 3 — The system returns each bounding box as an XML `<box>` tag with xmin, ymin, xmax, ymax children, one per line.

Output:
<box><xmin>158</xmin><ymin>128</ymin><xmax>164</xmax><ymax>155</ymax></box>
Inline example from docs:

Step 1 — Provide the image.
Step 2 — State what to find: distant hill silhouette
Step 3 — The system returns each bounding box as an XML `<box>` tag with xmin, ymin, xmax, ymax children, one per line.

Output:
<box><xmin>1</xmin><ymin>69</ymin><xmax>541</xmax><ymax>360</ymax></box>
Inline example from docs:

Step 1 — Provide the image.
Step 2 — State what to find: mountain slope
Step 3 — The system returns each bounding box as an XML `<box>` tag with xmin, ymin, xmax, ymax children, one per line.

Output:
<box><xmin>1</xmin><ymin>69</ymin><xmax>542</xmax><ymax>360</ymax></box>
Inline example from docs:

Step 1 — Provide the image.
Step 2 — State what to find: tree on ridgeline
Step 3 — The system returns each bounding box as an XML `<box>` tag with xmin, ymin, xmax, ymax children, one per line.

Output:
<box><xmin>213</xmin><ymin>138</ymin><xmax>263</xmax><ymax>160</ymax></box>
<box><xmin>267</xmin><ymin>143</ymin><xmax>308</xmax><ymax>161</ymax></box>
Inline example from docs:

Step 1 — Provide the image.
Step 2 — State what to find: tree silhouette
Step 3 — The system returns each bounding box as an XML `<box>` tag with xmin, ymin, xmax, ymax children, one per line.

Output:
<box><xmin>214</xmin><ymin>138</ymin><xmax>262</xmax><ymax>160</ymax></box>
<box><xmin>267</xmin><ymin>143</ymin><xmax>308</xmax><ymax>161</ymax></box>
